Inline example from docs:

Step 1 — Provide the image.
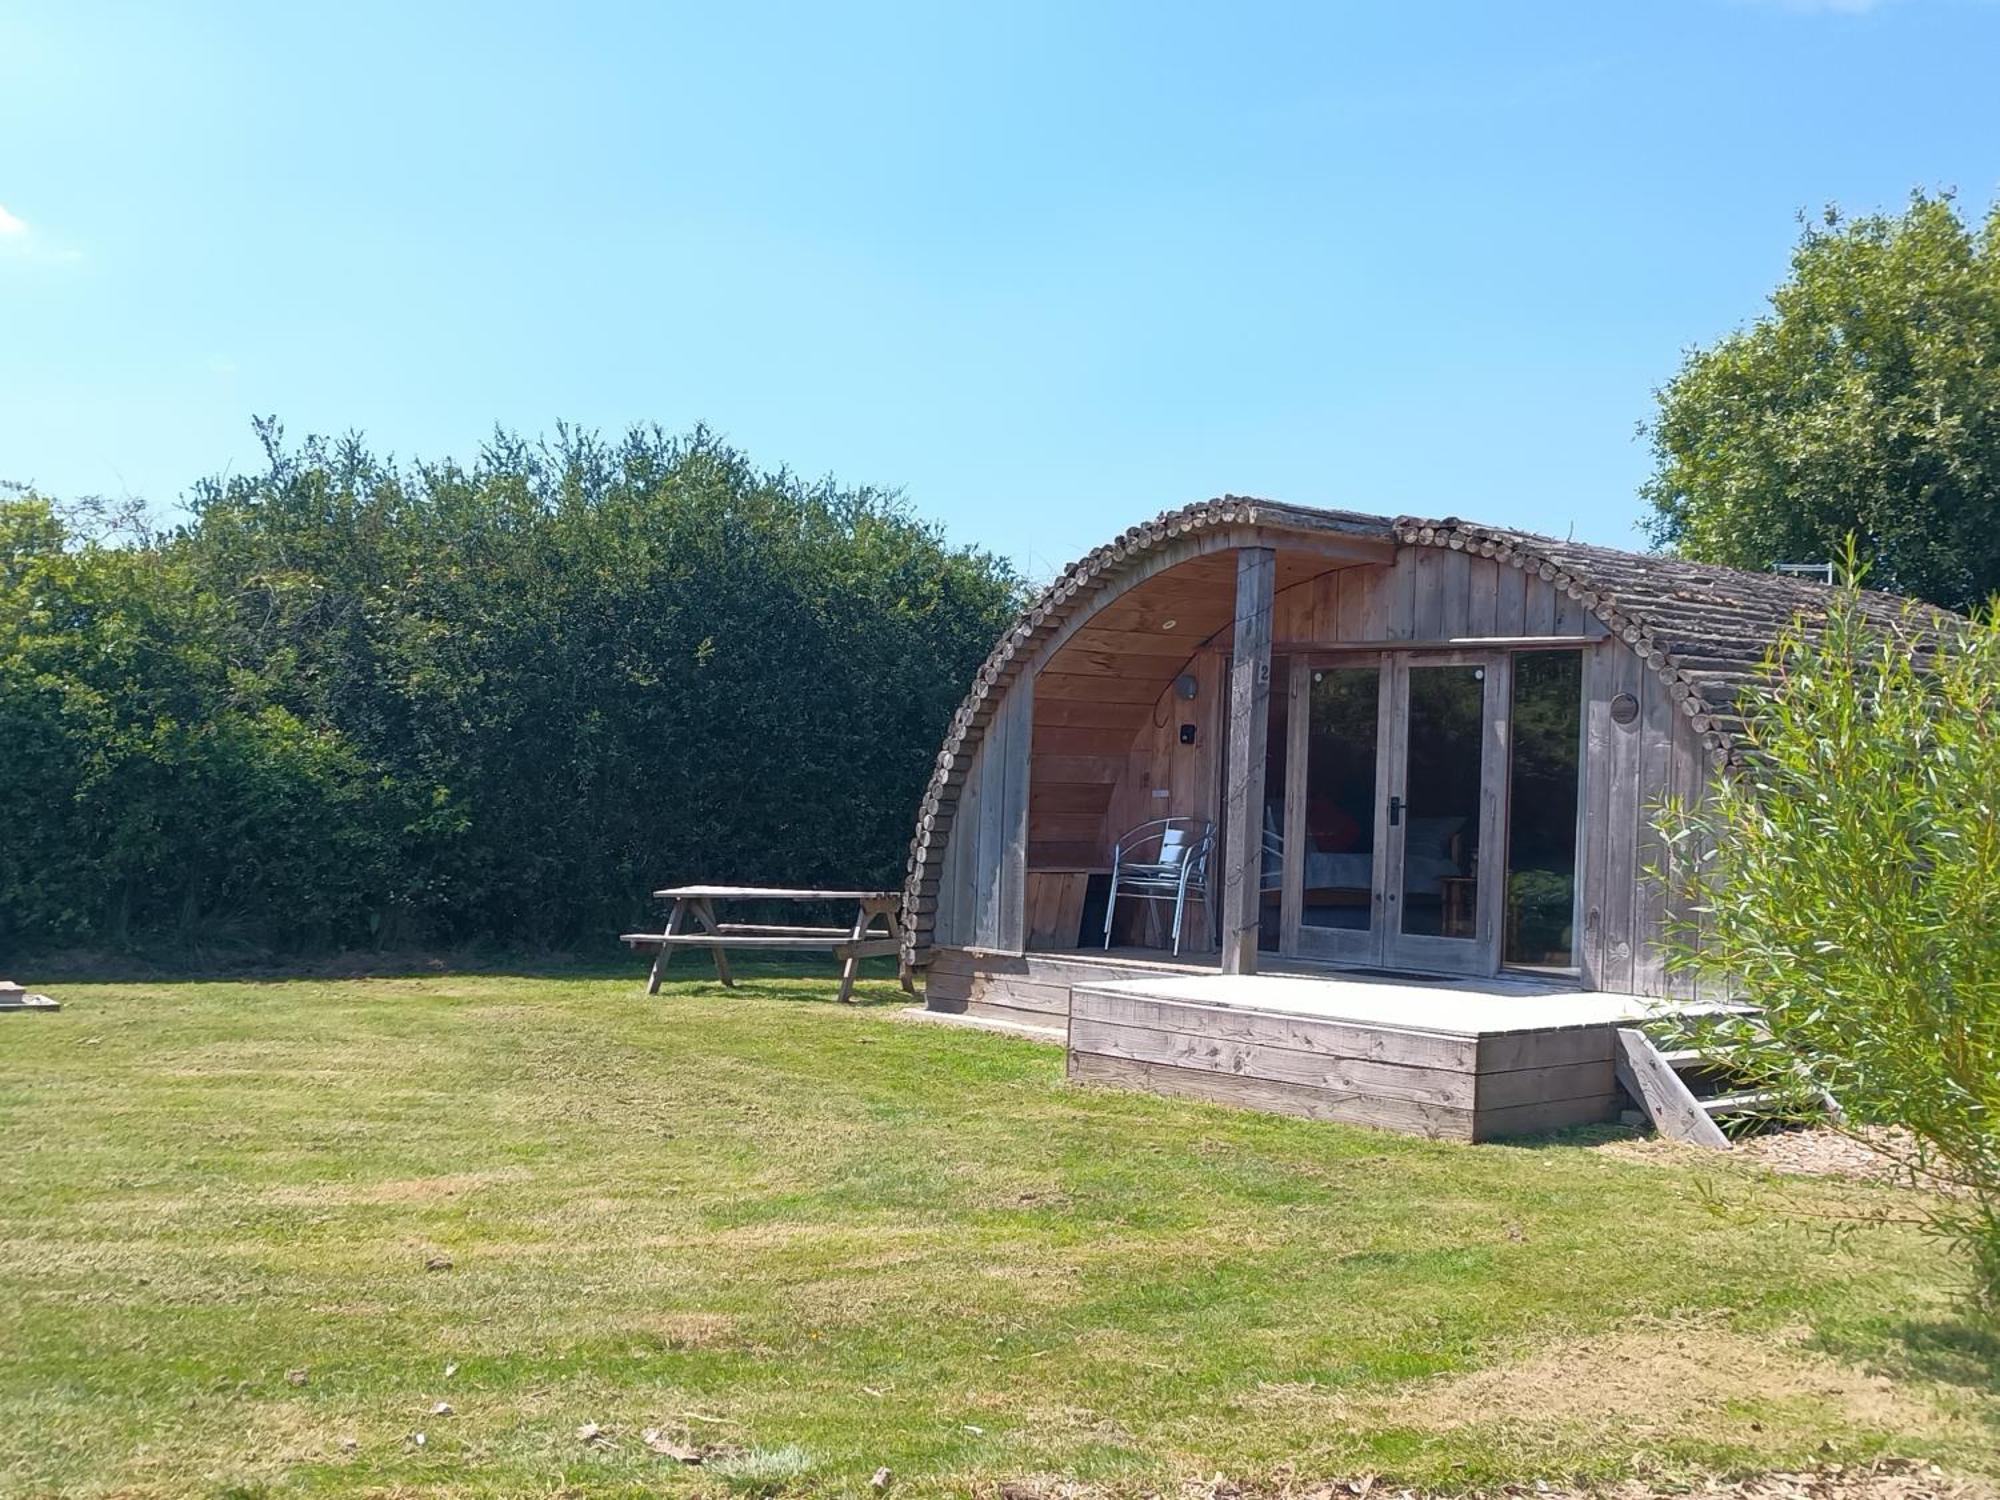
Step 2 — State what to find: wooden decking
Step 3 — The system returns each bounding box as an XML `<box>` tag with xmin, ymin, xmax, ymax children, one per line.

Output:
<box><xmin>1066</xmin><ymin>974</ymin><xmax>1687</xmax><ymax>1141</ymax></box>
<box><xmin>921</xmin><ymin>946</ymin><xmax>1717</xmax><ymax>1141</ymax></box>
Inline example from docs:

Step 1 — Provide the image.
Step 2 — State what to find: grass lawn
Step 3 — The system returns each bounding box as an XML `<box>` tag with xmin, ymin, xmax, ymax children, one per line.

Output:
<box><xmin>2</xmin><ymin>961</ymin><xmax>1996</xmax><ymax>1498</ymax></box>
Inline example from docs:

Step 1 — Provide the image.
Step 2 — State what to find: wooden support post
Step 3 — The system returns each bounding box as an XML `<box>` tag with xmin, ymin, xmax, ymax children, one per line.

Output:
<box><xmin>1221</xmin><ymin>546</ymin><xmax>1276</xmax><ymax>975</ymax></box>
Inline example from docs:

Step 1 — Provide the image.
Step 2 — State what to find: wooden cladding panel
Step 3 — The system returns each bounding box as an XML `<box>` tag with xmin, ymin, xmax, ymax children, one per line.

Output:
<box><xmin>1034</xmin><ymin>783</ymin><xmax>1116</xmax><ymax>817</ymax></box>
<box><xmin>1662</xmin><ymin>709</ymin><xmax>1715</xmax><ymax>1002</ymax></box>
<box><xmin>1025</xmin><ymin>840</ymin><xmax>1104</xmax><ymax>871</ymax></box>
<box><xmin>1032</xmin><ymin>726</ymin><xmax>1147</xmax><ymax>758</ymax></box>
<box><xmin>1249</xmin><ymin>554</ymin><xmax>1584</xmax><ymax>653</ymax></box>
<box><xmin>1575</xmin><ymin>634</ymin><xmax>1713</xmax><ymax>999</ymax></box>
<box><xmin>1062</xmin><ymin>627</ymin><xmax>1215</xmax><ymax>658</ymax></box>
<box><xmin>930</xmin><ymin>732</ymin><xmax>979</xmax><ymax>949</ymax></box>
<box><xmin>1036</xmin><ymin>673</ymin><xmax>1170</xmax><ymax>703</ymax></box>
<box><xmin>1025</xmin><ymin>872</ymin><xmax>1091</xmax><ymax>950</ymax></box>
<box><xmin>1067</xmin><ymin>1051</ymin><xmax>1474</xmax><ymax>1138</ymax></box>
<box><xmin>1035</xmin><ymin>699</ymin><xmax>1158</xmax><ymax>728</ymax></box>
<box><xmin>1033</xmin><ymin>755</ymin><xmax>1126</xmax><ymax>785</ymax></box>
<box><xmin>933</xmin><ymin>676</ymin><xmax>1033</xmax><ymax>954</ymax></box>
<box><xmin>921</xmin><ymin>947</ymin><xmax>1192</xmax><ymax>1024</ymax></box>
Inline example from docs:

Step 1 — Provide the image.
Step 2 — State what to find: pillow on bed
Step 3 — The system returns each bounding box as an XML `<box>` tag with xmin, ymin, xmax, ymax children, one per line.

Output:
<box><xmin>1404</xmin><ymin>816</ymin><xmax>1465</xmax><ymax>863</ymax></box>
<box><xmin>1307</xmin><ymin>796</ymin><xmax>1362</xmax><ymax>852</ymax></box>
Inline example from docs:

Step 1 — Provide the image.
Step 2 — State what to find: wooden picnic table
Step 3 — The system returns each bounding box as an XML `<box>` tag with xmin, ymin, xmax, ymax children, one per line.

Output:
<box><xmin>621</xmin><ymin>885</ymin><xmax>913</xmax><ymax>1004</ymax></box>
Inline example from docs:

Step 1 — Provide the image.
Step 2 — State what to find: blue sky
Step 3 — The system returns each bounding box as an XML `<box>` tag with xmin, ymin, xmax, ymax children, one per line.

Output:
<box><xmin>3</xmin><ymin>1</ymin><xmax>1997</xmax><ymax>579</ymax></box>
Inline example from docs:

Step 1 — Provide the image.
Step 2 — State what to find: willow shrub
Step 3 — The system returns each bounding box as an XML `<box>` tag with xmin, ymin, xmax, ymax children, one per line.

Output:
<box><xmin>1660</xmin><ymin>584</ymin><xmax>2000</xmax><ymax>1303</ymax></box>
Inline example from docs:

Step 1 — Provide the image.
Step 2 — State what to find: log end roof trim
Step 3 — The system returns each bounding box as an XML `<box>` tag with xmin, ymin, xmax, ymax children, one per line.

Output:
<box><xmin>899</xmin><ymin>498</ymin><xmax>1954</xmax><ymax>966</ymax></box>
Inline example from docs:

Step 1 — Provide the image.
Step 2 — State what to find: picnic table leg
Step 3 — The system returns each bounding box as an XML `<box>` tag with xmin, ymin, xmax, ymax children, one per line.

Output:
<box><xmin>691</xmin><ymin>899</ymin><xmax>733</xmax><ymax>987</ymax></box>
<box><xmin>834</xmin><ymin>900</ymin><xmax>876</xmax><ymax>1005</ymax></box>
<box><xmin>646</xmin><ymin>899</ymin><xmax>690</xmax><ymax>995</ymax></box>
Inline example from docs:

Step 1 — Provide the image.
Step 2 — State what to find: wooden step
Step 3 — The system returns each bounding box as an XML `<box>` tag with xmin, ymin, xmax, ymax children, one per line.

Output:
<box><xmin>1701</xmin><ymin>1089</ymin><xmax>1787</xmax><ymax>1119</ymax></box>
<box><xmin>1613</xmin><ymin>1027</ymin><xmax>1729</xmax><ymax>1149</ymax></box>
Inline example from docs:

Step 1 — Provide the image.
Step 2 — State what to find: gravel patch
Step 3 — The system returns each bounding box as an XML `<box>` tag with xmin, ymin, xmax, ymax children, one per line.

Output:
<box><xmin>1595</xmin><ymin>1124</ymin><xmax>1935</xmax><ymax>1187</ymax></box>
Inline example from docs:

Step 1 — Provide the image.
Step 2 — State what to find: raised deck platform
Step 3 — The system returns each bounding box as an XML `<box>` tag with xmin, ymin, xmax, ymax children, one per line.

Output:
<box><xmin>920</xmin><ymin>946</ymin><xmax>1705</xmax><ymax>1141</ymax></box>
<box><xmin>1068</xmin><ymin>973</ymin><xmax>1704</xmax><ymax>1141</ymax></box>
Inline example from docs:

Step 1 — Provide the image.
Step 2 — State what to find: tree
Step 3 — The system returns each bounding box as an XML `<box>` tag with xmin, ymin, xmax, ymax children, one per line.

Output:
<box><xmin>1643</xmin><ymin>192</ymin><xmax>2000</xmax><ymax>613</ymax></box>
<box><xmin>1659</xmin><ymin>577</ymin><xmax>2000</xmax><ymax>1303</ymax></box>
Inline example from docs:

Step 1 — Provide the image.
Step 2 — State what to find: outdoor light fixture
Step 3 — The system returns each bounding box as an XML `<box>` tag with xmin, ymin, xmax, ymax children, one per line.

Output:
<box><xmin>1160</xmin><ymin>617</ymin><xmax>1178</xmax><ymax>631</ymax></box>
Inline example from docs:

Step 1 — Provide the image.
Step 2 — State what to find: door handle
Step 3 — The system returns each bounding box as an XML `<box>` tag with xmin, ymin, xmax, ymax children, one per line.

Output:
<box><xmin>1388</xmin><ymin>795</ymin><xmax>1403</xmax><ymax>827</ymax></box>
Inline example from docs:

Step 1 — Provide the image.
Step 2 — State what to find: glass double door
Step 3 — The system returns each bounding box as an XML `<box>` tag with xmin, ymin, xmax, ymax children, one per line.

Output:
<box><xmin>1277</xmin><ymin>651</ymin><xmax>1506</xmax><ymax>976</ymax></box>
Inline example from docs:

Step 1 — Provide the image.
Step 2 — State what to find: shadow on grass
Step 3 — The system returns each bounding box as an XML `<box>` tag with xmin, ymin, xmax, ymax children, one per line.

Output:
<box><xmin>1809</xmin><ymin>1310</ymin><xmax>2000</xmax><ymax>1428</ymax></box>
<box><xmin>1884</xmin><ymin>1316</ymin><xmax>2000</xmax><ymax>1400</ymax></box>
<box><xmin>1484</xmin><ymin>1122</ymin><xmax>1642</xmax><ymax>1152</ymax></box>
<box><xmin>17</xmin><ymin>946</ymin><xmax>917</xmax><ymax>1008</ymax></box>
<box><xmin>653</xmin><ymin>962</ymin><xmax>918</xmax><ymax>1011</ymax></box>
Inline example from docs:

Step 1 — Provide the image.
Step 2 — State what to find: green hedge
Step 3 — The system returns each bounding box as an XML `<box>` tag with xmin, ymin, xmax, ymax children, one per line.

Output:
<box><xmin>0</xmin><ymin>423</ymin><xmax>1020</xmax><ymax>954</ymax></box>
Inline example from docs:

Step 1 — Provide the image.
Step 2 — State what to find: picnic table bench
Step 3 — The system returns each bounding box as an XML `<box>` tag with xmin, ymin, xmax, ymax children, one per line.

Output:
<box><xmin>621</xmin><ymin>885</ymin><xmax>914</xmax><ymax>1004</ymax></box>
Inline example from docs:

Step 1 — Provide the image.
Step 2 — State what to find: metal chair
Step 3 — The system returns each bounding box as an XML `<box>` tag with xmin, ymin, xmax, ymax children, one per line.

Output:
<box><xmin>1103</xmin><ymin>818</ymin><xmax>1214</xmax><ymax>956</ymax></box>
<box><xmin>1261</xmin><ymin>801</ymin><xmax>1285</xmax><ymax>897</ymax></box>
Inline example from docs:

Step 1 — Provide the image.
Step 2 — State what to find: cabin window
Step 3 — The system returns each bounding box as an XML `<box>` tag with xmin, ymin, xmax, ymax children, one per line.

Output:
<box><xmin>1505</xmin><ymin>649</ymin><xmax>1583</xmax><ymax>968</ymax></box>
<box><xmin>1398</xmin><ymin>663</ymin><xmax>1486</xmax><ymax>940</ymax></box>
<box><xmin>1301</xmin><ymin>664</ymin><xmax>1381</xmax><ymax>934</ymax></box>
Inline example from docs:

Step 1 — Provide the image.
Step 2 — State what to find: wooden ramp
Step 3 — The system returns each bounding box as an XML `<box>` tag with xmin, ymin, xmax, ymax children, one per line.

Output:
<box><xmin>1063</xmin><ymin>973</ymin><xmax>1723</xmax><ymax>1143</ymax></box>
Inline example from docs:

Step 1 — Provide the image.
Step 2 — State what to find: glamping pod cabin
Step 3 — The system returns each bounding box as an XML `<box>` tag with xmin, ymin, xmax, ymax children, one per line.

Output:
<box><xmin>900</xmin><ymin>500</ymin><xmax>1938</xmax><ymax>1139</ymax></box>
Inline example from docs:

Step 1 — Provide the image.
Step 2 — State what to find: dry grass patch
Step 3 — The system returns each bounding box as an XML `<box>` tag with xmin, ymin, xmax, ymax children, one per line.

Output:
<box><xmin>1384</xmin><ymin>1321</ymin><xmax>1955</xmax><ymax>1443</ymax></box>
<box><xmin>977</xmin><ymin>1459</ymin><xmax>1999</xmax><ymax>1500</ymax></box>
<box><xmin>1242</xmin><ymin>1316</ymin><xmax>1978</xmax><ymax>1466</ymax></box>
<box><xmin>621</xmin><ymin>1311</ymin><xmax>742</xmax><ymax>1350</ymax></box>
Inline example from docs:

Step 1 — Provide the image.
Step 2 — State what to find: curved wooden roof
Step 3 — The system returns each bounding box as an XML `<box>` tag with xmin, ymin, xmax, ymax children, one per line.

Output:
<box><xmin>900</xmin><ymin>498</ymin><xmax>1949</xmax><ymax>966</ymax></box>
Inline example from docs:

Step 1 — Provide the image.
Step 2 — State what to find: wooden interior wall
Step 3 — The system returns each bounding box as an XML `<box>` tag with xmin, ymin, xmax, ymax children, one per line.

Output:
<box><xmin>1023</xmin><ymin>648</ymin><xmax>1225</xmax><ymax>954</ymax></box>
<box><xmin>1026</xmin><ymin>551</ymin><xmax>1242</xmax><ymax>872</ymax></box>
<box><xmin>1098</xmin><ymin>648</ymin><xmax>1226</xmax><ymax>859</ymax></box>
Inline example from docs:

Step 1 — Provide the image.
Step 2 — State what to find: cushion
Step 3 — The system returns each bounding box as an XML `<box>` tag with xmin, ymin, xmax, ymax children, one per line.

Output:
<box><xmin>1307</xmin><ymin>796</ymin><xmax>1362</xmax><ymax>853</ymax></box>
<box><xmin>1404</xmin><ymin>815</ymin><xmax>1465</xmax><ymax>863</ymax></box>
